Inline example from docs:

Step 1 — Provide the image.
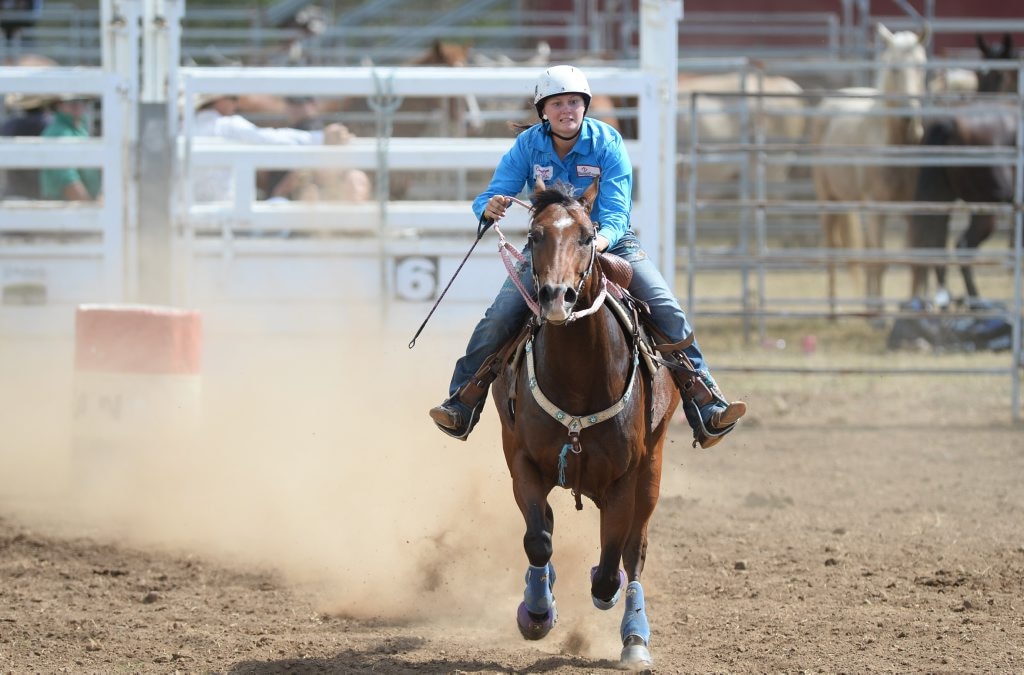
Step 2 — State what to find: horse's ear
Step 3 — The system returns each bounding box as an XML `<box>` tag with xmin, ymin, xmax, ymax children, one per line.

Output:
<box><xmin>535</xmin><ymin>177</ymin><xmax>546</xmax><ymax>193</ymax></box>
<box><xmin>976</xmin><ymin>34</ymin><xmax>993</xmax><ymax>57</ymax></box>
<box><xmin>915</xmin><ymin>24</ymin><xmax>931</xmax><ymax>47</ymax></box>
<box><xmin>877</xmin><ymin>23</ymin><xmax>894</xmax><ymax>46</ymax></box>
<box><xmin>974</xmin><ymin>34</ymin><xmax>991</xmax><ymax>56</ymax></box>
<box><xmin>579</xmin><ymin>179</ymin><xmax>599</xmax><ymax>215</ymax></box>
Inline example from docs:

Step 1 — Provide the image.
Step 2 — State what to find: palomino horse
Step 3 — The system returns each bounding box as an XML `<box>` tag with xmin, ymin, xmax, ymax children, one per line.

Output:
<box><xmin>908</xmin><ymin>34</ymin><xmax>1018</xmax><ymax>301</ymax></box>
<box><xmin>491</xmin><ymin>179</ymin><xmax>679</xmax><ymax>669</ymax></box>
<box><xmin>811</xmin><ymin>24</ymin><xmax>928</xmax><ymax>316</ymax></box>
<box><xmin>677</xmin><ymin>70</ymin><xmax>806</xmax><ymax>198</ymax></box>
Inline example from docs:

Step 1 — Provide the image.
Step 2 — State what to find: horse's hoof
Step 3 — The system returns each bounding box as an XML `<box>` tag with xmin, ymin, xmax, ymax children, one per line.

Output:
<box><xmin>516</xmin><ymin>600</ymin><xmax>556</xmax><ymax>640</ymax></box>
<box><xmin>620</xmin><ymin>639</ymin><xmax>653</xmax><ymax>671</ymax></box>
<box><xmin>591</xmin><ymin>566</ymin><xmax>627</xmax><ymax>610</ymax></box>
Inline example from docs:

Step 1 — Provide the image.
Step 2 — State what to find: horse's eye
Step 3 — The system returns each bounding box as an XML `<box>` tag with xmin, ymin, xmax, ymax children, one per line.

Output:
<box><xmin>528</xmin><ymin>230</ymin><xmax>542</xmax><ymax>244</ymax></box>
<box><xmin>580</xmin><ymin>232</ymin><xmax>595</xmax><ymax>247</ymax></box>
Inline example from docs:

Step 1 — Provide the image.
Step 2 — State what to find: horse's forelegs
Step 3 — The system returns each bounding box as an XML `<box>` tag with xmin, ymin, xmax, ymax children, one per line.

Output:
<box><xmin>615</xmin><ymin>445</ymin><xmax>662</xmax><ymax>668</ymax></box>
<box><xmin>514</xmin><ymin>472</ymin><xmax>557</xmax><ymax>640</ymax></box>
<box><xmin>591</xmin><ymin>532</ymin><xmax>628</xmax><ymax>609</ymax></box>
<box><xmin>908</xmin><ymin>212</ymin><xmax>951</xmax><ymax>304</ymax></box>
<box><xmin>957</xmin><ymin>214</ymin><xmax>996</xmax><ymax>298</ymax></box>
<box><xmin>822</xmin><ymin>213</ymin><xmax>845</xmax><ymax>320</ymax></box>
<box><xmin>864</xmin><ymin>213</ymin><xmax>885</xmax><ymax>313</ymax></box>
<box><xmin>591</xmin><ymin>495</ymin><xmax>633</xmax><ymax>609</ymax></box>
<box><xmin>522</xmin><ymin>501</ymin><xmax>553</xmax><ymax>567</ymax></box>
<box><xmin>517</xmin><ymin>558</ymin><xmax>557</xmax><ymax>640</ymax></box>
<box><xmin>619</xmin><ymin>582</ymin><xmax>653</xmax><ymax>668</ymax></box>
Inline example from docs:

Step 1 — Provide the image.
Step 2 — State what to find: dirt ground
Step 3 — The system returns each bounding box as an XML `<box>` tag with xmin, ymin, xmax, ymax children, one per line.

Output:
<box><xmin>1</xmin><ymin>312</ymin><xmax>1022</xmax><ymax>674</ymax></box>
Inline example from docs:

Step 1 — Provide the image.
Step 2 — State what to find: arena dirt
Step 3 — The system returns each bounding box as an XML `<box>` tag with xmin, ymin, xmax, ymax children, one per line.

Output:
<box><xmin>1</xmin><ymin>320</ymin><xmax>1022</xmax><ymax>673</ymax></box>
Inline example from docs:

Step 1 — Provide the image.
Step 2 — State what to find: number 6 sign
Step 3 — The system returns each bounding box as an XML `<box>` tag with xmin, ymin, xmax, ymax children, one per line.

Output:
<box><xmin>393</xmin><ymin>256</ymin><xmax>439</xmax><ymax>301</ymax></box>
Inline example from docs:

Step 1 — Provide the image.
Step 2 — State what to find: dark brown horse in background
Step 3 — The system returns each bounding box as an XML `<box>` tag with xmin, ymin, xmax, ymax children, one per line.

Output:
<box><xmin>908</xmin><ymin>34</ymin><xmax>1019</xmax><ymax>301</ymax></box>
<box><xmin>491</xmin><ymin>179</ymin><xmax>678</xmax><ymax>669</ymax></box>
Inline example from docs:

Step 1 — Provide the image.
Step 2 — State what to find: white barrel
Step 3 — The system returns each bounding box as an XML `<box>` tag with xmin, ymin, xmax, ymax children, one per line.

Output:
<box><xmin>71</xmin><ymin>304</ymin><xmax>203</xmax><ymax>493</ymax></box>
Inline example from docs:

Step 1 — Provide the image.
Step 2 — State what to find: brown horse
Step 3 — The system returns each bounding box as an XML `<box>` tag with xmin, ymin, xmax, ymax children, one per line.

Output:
<box><xmin>908</xmin><ymin>33</ymin><xmax>1018</xmax><ymax>301</ymax></box>
<box><xmin>491</xmin><ymin>179</ymin><xmax>679</xmax><ymax>669</ymax></box>
<box><xmin>975</xmin><ymin>33</ymin><xmax>1018</xmax><ymax>95</ymax></box>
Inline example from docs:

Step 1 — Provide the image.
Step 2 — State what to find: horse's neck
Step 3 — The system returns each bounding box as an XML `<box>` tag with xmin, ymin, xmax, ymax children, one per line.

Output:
<box><xmin>877</xmin><ymin>72</ymin><xmax>922</xmax><ymax>144</ymax></box>
<box><xmin>535</xmin><ymin>278</ymin><xmax>630</xmax><ymax>406</ymax></box>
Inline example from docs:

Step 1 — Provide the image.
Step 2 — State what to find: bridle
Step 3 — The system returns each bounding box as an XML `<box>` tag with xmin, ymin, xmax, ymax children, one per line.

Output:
<box><xmin>496</xmin><ymin>198</ymin><xmax>608</xmax><ymax>325</ymax></box>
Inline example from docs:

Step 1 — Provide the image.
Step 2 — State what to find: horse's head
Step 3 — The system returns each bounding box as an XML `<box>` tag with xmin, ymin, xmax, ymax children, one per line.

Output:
<box><xmin>528</xmin><ymin>179</ymin><xmax>600</xmax><ymax>325</ymax></box>
<box><xmin>975</xmin><ymin>34</ymin><xmax>1018</xmax><ymax>93</ymax></box>
<box><xmin>876</xmin><ymin>24</ymin><xmax>929</xmax><ymax>100</ymax></box>
<box><xmin>410</xmin><ymin>39</ymin><xmax>471</xmax><ymax>67</ymax></box>
<box><xmin>876</xmin><ymin>24</ymin><xmax>929</xmax><ymax>142</ymax></box>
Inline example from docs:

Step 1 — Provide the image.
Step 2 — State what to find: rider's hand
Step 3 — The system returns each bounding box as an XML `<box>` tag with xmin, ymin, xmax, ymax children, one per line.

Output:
<box><xmin>484</xmin><ymin>195</ymin><xmax>510</xmax><ymax>222</ymax></box>
<box><xmin>596</xmin><ymin>234</ymin><xmax>610</xmax><ymax>252</ymax></box>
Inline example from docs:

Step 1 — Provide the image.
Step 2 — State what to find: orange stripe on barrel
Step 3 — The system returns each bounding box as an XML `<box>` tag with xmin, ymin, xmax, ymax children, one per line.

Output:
<box><xmin>74</xmin><ymin>304</ymin><xmax>202</xmax><ymax>375</ymax></box>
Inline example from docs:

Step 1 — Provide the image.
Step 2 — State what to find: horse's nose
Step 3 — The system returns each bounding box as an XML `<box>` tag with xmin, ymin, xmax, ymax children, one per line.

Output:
<box><xmin>538</xmin><ymin>283</ymin><xmax>576</xmax><ymax>321</ymax></box>
<box><xmin>538</xmin><ymin>283</ymin><xmax>559</xmax><ymax>306</ymax></box>
<box><xmin>538</xmin><ymin>283</ymin><xmax>576</xmax><ymax>306</ymax></box>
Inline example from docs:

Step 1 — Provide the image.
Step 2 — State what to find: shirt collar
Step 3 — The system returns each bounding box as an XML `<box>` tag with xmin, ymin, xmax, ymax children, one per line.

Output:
<box><xmin>543</xmin><ymin>117</ymin><xmax>594</xmax><ymax>158</ymax></box>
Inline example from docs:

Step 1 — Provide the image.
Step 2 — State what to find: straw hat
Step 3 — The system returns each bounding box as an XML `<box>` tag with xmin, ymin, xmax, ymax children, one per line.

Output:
<box><xmin>52</xmin><ymin>93</ymin><xmax>98</xmax><ymax>103</ymax></box>
<box><xmin>3</xmin><ymin>92</ymin><xmax>53</xmax><ymax>110</ymax></box>
<box><xmin>195</xmin><ymin>93</ymin><xmax>233</xmax><ymax>110</ymax></box>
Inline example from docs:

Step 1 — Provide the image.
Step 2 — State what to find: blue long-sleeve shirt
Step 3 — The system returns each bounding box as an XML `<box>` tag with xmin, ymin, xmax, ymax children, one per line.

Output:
<box><xmin>472</xmin><ymin>117</ymin><xmax>633</xmax><ymax>249</ymax></box>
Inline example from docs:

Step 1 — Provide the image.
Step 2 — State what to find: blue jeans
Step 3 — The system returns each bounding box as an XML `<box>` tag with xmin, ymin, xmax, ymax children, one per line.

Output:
<box><xmin>447</xmin><ymin>230</ymin><xmax>710</xmax><ymax>399</ymax></box>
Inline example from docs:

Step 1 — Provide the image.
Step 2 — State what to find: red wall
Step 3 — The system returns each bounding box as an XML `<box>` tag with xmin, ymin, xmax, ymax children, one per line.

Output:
<box><xmin>536</xmin><ymin>1</ymin><xmax>1023</xmax><ymax>56</ymax></box>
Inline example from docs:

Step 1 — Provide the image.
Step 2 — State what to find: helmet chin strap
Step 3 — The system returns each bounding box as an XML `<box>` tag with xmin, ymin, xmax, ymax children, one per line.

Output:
<box><xmin>545</xmin><ymin>112</ymin><xmax>587</xmax><ymax>142</ymax></box>
<box><xmin>549</xmin><ymin>127</ymin><xmax>581</xmax><ymax>142</ymax></box>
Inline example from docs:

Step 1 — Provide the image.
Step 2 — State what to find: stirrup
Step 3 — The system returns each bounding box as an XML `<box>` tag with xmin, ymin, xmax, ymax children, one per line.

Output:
<box><xmin>689</xmin><ymin>400</ymin><xmax>747</xmax><ymax>449</ymax></box>
<box><xmin>428</xmin><ymin>400</ymin><xmax>480</xmax><ymax>441</ymax></box>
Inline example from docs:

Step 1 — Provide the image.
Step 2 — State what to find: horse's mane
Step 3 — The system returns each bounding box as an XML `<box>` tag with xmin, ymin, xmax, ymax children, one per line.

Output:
<box><xmin>530</xmin><ymin>181</ymin><xmax>583</xmax><ymax>218</ymax></box>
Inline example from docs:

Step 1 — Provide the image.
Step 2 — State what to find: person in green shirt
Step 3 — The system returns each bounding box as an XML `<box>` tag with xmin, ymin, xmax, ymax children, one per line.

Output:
<box><xmin>39</xmin><ymin>94</ymin><xmax>101</xmax><ymax>201</ymax></box>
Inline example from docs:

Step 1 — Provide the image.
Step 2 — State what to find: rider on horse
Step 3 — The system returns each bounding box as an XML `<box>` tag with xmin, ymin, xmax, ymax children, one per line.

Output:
<box><xmin>429</xmin><ymin>65</ymin><xmax>747</xmax><ymax>449</ymax></box>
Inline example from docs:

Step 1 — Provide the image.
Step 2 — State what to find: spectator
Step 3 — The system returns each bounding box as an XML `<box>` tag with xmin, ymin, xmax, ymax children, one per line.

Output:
<box><xmin>1</xmin><ymin>91</ymin><xmax>51</xmax><ymax>199</ymax></box>
<box><xmin>39</xmin><ymin>93</ymin><xmax>101</xmax><ymax>201</ymax></box>
<box><xmin>191</xmin><ymin>93</ymin><xmax>369</xmax><ymax>204</ymax></box>
<box><xmin>265</xmin><ymin>96</ymin><xmax>371</xmax><ymax>203</ymax></box>
<box><xmin>259</xmin><ymin>95</ymin><xmax>322</xmax><ymax>200</ymax></box>
<box><xmin>1</xmin><ymin>0</ymin><xmax>42</xmax><ymax>46</ymax></box>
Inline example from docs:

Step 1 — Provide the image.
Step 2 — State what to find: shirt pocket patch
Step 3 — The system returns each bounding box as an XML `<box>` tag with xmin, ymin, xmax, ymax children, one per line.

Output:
<box><xmin>577</xmin><ymin>165</ymin><xmax>601</xmax><ymax>178</ymax></box>
<box><xmin>533</xmin><ymin>164</ymin><xmax>554</xmax><ymax>182</ymax></box>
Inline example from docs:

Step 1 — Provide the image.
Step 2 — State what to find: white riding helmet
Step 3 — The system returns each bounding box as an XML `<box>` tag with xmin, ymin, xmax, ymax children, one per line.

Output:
<box><xmin>533</xmin><ymin>65</ymin><xmax>592</xmax><ymax>119</ymax></box>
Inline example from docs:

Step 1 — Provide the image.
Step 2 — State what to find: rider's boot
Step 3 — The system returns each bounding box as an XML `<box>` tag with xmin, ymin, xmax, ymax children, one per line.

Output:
<box><xmin>654</xmin><ymin>338</ymin><xmax>747</xmax><ymax>449</ymax></box>
<box><xmin>429</xmin><ymin>352</ymin><xmax>502</xmax><ymax>441</ymax></box>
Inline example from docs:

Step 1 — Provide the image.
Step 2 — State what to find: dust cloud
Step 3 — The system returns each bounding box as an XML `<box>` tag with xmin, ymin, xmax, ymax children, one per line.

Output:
<box><xmin>0</xmin><ymin>304</ymin><xmax>621</xmax><ymax>655</ymax></box>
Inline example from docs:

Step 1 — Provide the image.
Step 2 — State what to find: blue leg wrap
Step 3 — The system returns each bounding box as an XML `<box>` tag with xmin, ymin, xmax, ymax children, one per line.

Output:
<box><xmin>523</xmin><ymin>562</ymin><xmax>556</xmax><ymax>614</ymax></box>
<box><xmin>620</xmin><ymin>581</ymin><xmax>650</xmax><ymax>645</ymax></box>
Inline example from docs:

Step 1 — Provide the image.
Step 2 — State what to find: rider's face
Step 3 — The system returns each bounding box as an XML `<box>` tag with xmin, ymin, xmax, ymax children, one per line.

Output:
<box><xmin>542</xmin><ymin>94</ymin><xmax>585</xmax><ymax>135</ymax></box>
